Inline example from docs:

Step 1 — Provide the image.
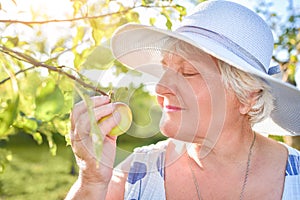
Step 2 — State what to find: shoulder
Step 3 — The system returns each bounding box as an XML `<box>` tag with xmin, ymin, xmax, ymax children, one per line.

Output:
<box><xmin>281</xmin><ymin>144</ymin><xmax>300</xmax><ymax>199</ymax></box>
<box><xmin>284</xmin><ymin>144</ymin><xmax>300</xmax><ymax>156</ymax></box>
<box><xmin>283</xmin><ymin>144</ymin><xmax>300</xmax><ymax>176</ymax></box>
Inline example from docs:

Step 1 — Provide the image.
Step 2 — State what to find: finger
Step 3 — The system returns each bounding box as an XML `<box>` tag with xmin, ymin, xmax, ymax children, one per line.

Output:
<box><xmin>71</xmin><ymin>102</ymin><xmax>118</xmax><ymax>144</ymax></box>
<box><xmin>98</xmin><ymin>111</ymin><xmax>121</xmax><ymax>136</ymax></box>
<box><xmin>73</xmin><ymin>102</ymin><xmax>117</xmax><ymax>136</ymax></box>
<box><xmin>70</xmin><ymin>102</ymin><xmax>116</xmax><ymax>145</ymax></box>
<box><xmin>71</xmin><ymin>96</ymin><xmax>110</xmax><ymax>130</ymax></box>
<box><xmin>94</xmin><ymin>103</ymin><xmax>116</xmax><ymax>121</ymax></box>
<box><xmin>72</xmin><ymin>96</ymin><xmax>110</xmax><ymax>120</ymax></box>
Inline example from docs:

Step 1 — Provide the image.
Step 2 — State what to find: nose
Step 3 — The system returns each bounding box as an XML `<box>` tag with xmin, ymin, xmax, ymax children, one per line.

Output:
<box><xmin>155</xmin><ymin>69</ymin><xmax>176</xmax><ymax>96</ymax></box>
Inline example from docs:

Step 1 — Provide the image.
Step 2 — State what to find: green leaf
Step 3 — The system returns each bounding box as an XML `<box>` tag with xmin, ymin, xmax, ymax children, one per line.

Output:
<box><xmin>46</xmin><ymin>134</ymin><xmax>57</xmax><ymax>156</ymax></box>
<box><xmin>174</xmin><ymin>4</ymin><xmax>186</xmax><ymax>21</ymax></box>
<box><xmin>35</xmin><ymin>80</ymin><xmax>65</xmax><ymax>121</ymax></box>
<box><xmin>72</xmin><ymin>1</ymin><xmax>82</xmax><ymax>17</ymax></box>
<box><xmin>113</xmin><ymin>60</ymin><xmax>129</xmax><ymax>75</ymax></box>
<box><xmin>287</xmin><ymin>63</ymin><xmax>296</xmax><ymax>85</ymax></box>
<box><xmin>74</xmin><ymin>48</ymin><xmax>92</xmax><ymax>69</ymax></box>
<box><xmin>0</xmin><ymin>61</ymin><xmax>19</xmax><ymax>138</ymax></box>
<box><xmin>32</xmin><ymin>132</ymin><xmax>43</xmax><ymax>145</ymax></box>
<box><xmin>75</xmin><ymin>85</ymin><xmax>103</xmax><ymax>161</ymax></box>
<box><xmin>4</xmin><ymin>37</ymin><xmax>19</xmax><ymax>48</ymax></box>
<box><xmin>14</xmin><ymin>115</ymin><xmax>39</xmax><ymax>133</ymax></box>
<box><xmin>81</xmin><ymin>45</ymin><xmax>114</xmax><ymax>70</ymax></box>
<box><xmin>142</xmin><ymin>0</ymin><xmax>154</xmax><ymax>5</ymax></box>
<box><xmin>52</xmin><ymin>116</ymin><xmax>70</xmax><ymax>136</ymax></box>
<box><xmin>149</xmin><ymin>17</ymin><xmax>156</xmax><ymax>26</ymax></box>
<box><xmin>17</xmin><ymin>71</ymin><xmax>42</xmax><ymax>116</ymax></box>
<box><xmin>0</xmin><ymin>149</ymin><xmax>12</xmax><ymax>173</ymax></box>
<box><xmin>91</xmin><ymin>28</ymin><xmax>104</xmax><ymax>46</ymax></box>
<box><xmin>111</xmin><ymin>87</ymin><xmax>129</xmax><ymax>102</ymax></box>
<box><xmin>65</xmin><ymin>133</ymin><xmax>71</xmax><ymax>146</ymax></box>
<box><xmin>0</xmin><ymin>99</ymin><xmax>18</xmax><ymax>137</ymax></box>
<box><xmin>161</xmin><ymin>12</ymin><xmax>172</xmax><ymax>30</ymax></box>
<box><xmin>126</xmin><ymin>11</ymin><xmax>140</xmax><ymax>23</ymax></box>
<box><xmin>73</xmin><ymin>26</ymin><xmax>85</xmax><ymax>49</ymax></box>
<box><xmin>166</xmin><ymin>18</ymin><xmax>172</xmax><ymax>30</ymax></box>
<box><xmin>89</xmin><ymin>19</ymin><xmax>105</xmax><ymax>45</ymax></box>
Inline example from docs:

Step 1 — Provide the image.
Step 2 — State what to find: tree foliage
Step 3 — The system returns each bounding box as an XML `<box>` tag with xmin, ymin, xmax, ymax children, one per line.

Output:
<box><xmin>255</xmin><ymin>0</ymin><xmax>300</xmax><ymax>85</ymax></box>
<box><xmin>0</xmin><ymin>0</ymin><xmax>187</xmax><ymax>161</ymax></box>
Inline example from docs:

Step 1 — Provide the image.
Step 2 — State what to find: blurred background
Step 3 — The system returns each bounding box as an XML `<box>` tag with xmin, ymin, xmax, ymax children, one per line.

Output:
<box><xmin>0</xmin><ymin>0</ymin><xmax>299</xmax><ymax>199</ymax></box>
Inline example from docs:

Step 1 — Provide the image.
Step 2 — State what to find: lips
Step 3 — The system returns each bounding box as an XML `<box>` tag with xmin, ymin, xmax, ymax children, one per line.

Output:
<box><xmin>164</xmin><ymin>105</ymin><xmax>183</xmax><ymax>112</ymax></box>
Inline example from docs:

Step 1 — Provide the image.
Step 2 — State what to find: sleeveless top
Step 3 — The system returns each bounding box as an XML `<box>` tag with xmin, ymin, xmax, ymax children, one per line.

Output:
<box><xmin>123</xmin><ymin>139</ymin><xmax>300</xmax><ymax>200</ymax></box>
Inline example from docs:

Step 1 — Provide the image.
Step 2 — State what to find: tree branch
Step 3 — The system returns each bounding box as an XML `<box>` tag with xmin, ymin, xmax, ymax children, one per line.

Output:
<box><xmin>0</xmin><ymin>66</ymin><xmax>35</xmax><ymax>85</ymax></box>
<box><xmin>0</xmin><ymin>5</ymin><xmax>173</xmax><ymax>25</ymax></box>
<box><xmin>0</xmin><ymin>46</ymin><xmax>108</xmax><ymax>96</ymax></box>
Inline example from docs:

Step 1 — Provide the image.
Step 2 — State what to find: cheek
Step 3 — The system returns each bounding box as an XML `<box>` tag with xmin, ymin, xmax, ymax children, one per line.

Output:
<box><xmin>195</xmin><ymin>88</ymin><xmax>212</xmax><ymax>132</ymax></box>
<box><xmin>192</xmin><ymin>77</ymin><xmax>227</xmax><ymax>137</ymax></box>
<box><xmin>190</xmin><ymin>78</ymin><xmax>213</xmax><ymax>111</ymax></box>
<box><xmin>159</xmin><ymin>74</ymin><xmax>228</xmax><ymax>141</ymax></box>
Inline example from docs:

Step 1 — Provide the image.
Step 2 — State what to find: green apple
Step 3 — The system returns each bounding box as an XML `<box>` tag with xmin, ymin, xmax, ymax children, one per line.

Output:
<box><xmin>98</xmin><ymin>102</ymin><xmax>132</xmax><ymax>136</ymax></box>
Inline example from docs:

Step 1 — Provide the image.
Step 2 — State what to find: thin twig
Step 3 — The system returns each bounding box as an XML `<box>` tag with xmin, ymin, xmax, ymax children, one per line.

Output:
<box><xmin>0</xmin><ymin>46</ymin><xmax>108</xmax><ymax>96</ymax></box>
<box><xmin>0</xmin><ymin>5</ymin><xmax>173</xmax><ymax>25</ymax></box>
<box><xmin>0</xmin><ymin>66</ymin><xmax>35</xmax><ymax>85</ymax></box>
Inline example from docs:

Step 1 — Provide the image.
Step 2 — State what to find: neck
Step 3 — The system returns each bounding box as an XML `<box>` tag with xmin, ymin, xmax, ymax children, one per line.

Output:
<box><xmin>187</xmin><ymin>121</ymin><xmax>256</xmax><ymax>168</ymax></box>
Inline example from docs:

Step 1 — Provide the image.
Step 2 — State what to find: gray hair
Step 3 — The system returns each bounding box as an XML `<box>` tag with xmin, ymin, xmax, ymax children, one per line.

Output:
<box><xmin>217</xmin><ymin>60</ymin><xmax>274</xmax><ymax>124</ymax></box>
<box><xmin>163</xmin><ymin>39</ymin><xmax>274</xmax><ymax>124</ymax></box>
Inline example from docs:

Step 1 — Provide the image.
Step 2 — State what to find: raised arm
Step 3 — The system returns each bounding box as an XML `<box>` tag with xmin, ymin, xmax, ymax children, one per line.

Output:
<box><xmin>65</xmin><ymin>96</ymin><xmax>124</xmax><ymax>200</ymax></box>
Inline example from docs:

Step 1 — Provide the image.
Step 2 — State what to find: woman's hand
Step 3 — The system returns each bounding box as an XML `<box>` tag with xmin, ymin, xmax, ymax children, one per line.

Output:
<box><xmin>66</xmin><ymin>96</ymin><xmax>120</xmax><ymax>199</ymax></box>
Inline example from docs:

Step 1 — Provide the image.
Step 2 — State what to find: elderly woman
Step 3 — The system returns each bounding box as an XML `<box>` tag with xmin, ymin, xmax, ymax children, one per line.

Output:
<box><xmin>66</xmin><ymin>1</ymin><xmax>300</xmax><ymax>199</ymax></box>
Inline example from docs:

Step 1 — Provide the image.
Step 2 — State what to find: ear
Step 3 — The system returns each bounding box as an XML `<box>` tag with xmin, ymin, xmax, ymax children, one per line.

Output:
<box><xmin>239</xmin><ymin>103</ymin><xmax>252</xmax><ymax>115</ymax></box>
<box><xmin>239</xmin><ymin>91</ymin><xmax>260</xmax><ymax>115</ymax></box>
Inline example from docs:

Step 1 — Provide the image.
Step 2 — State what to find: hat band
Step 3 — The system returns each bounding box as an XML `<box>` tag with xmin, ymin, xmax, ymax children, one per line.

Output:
<box><xmin>176</xmin><ymin>26</ymin><xmax>268</xmax><ymax>74</ymax></box>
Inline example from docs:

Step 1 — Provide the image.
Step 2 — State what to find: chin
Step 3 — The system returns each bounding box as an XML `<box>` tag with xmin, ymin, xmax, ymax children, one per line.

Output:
<box><xmin>160</xmin><ymin>121</ymin><xmax>203</xmax><ymax>143</ymax></box>
<box><xmin>160</xmin><ymin>120</ymin><xmax>178</xmax><ymax>138</ymax></box>
<box><xmin>160</xmin><ymin>123</ymin><xmax>189</xmax><ymax>142</ymax></box>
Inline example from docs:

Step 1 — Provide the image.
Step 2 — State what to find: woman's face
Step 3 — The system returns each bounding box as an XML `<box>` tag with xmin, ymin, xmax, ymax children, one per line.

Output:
<box><xmin>156</xmin><ymin>51</ymin><xmax>239</xmax><ymax>144</ymax></box>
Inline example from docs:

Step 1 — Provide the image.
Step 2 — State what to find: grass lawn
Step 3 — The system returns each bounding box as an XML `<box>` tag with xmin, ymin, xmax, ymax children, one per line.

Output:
<box><xmin>0</xmin><ymin>133</ymin><xmax>78</xmax><ymax>200</ymax></box>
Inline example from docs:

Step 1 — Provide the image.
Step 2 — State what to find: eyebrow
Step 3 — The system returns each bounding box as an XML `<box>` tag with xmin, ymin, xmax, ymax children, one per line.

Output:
<box><xmin>160</xmin><ymin>57</ymin><xmax>185</xmax><ymax>66</ymax></box>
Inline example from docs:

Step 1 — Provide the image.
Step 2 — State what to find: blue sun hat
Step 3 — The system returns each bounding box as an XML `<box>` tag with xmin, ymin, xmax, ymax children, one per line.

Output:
<box><xmin>111</xmin><ymin>0</ymin><xmax>300</xmax><ymax>136</ymax></box>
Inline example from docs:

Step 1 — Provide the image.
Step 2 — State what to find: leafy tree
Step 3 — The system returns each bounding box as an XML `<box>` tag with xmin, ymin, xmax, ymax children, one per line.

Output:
<box><xmin>0</xmin><ymin>0</ymin><xmax>187</xmax><ymax>165</ymax></box>
<box><xmin>254</xmin><ymin>0</ymin><xmax>299</xmax><ymax>85</ymax></box>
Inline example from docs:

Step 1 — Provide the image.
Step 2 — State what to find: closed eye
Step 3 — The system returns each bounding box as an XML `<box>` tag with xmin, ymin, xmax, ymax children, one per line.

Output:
<box><xmin>181</xmin><ymin>72</ymin><xmax>199</xmax><ymax>77</ymax></box>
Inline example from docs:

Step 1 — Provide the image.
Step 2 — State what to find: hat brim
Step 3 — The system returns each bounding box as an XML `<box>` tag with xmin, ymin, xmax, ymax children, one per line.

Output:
<box><xmin>111</xmin><ymin>23</ymin><xmax>300</xmax><ymax>136</ymax></box>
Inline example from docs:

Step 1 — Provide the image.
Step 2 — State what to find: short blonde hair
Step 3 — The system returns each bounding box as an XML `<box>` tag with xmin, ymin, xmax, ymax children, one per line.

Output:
<box><xmin>164</xmin><ymin>39</ymin><xmax>274</xmax><ymax>124</ymax></box>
